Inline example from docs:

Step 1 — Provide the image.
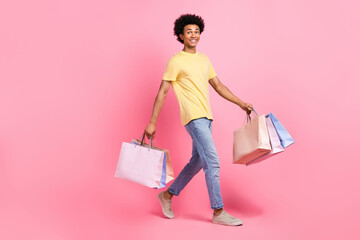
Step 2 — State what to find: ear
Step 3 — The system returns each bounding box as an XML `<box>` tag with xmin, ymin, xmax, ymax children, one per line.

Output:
<box><xmin>180</xmin><ymin>33</ymin><xmax>184</xmax><ymax>41</ymax></box>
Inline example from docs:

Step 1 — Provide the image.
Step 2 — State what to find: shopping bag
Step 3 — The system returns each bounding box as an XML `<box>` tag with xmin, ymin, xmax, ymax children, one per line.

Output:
<box><xmin>115</xmin><ymin>134</ymin><xmax>167</xmax><ymax>189</ymax></box>
<box><xmin>233</xmin><ymin>109</ymin><xmax>272</xmax><ymax>164</ymax></box>
<box><xmin>131</xmin><ymin>139</ymin><xmax>174</xmax><ymax>187</ymax></box>
<box><xmin>246</xmin><ymin>115</ymin><xmax>284</xmax><ymax>166</ymax></box>
<box><xmin>267</xmin><ymin>113</ymin><xmax>295</xmax><ymax>148</ymax></box>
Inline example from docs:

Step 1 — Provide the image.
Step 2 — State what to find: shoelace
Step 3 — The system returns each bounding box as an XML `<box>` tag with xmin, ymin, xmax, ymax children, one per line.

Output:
<box><xmin>164</xmin><ymin>198</ymin><xmax>173</xmax><ymax>212</ymax></box>
<box><xmin>218</xmin><ymin>211</ymin><xmax>237</xmax><ymax>220</ymax></box>
<box><xmin>165</xmin><ymin>203</ymin><xmax>173</xmax><ymax>212</ymax></box>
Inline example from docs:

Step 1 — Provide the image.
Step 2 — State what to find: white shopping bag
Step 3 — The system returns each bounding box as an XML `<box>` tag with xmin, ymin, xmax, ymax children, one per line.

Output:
<box><xmin>115</xmin><ymin>138</ymin><xmax>165</xmax><ymax>188</ymax></box>
<box><xmin>131</xmin><ymin>139</ymin><xmax>174</xmax><ymax>186</ymax></box>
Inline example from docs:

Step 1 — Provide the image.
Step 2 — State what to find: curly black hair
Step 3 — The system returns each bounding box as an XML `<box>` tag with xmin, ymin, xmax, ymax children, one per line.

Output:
<box><xmin>174</xmin><ymin>14</ymin><xmax>205</xmax><ymax>44</ymax></box>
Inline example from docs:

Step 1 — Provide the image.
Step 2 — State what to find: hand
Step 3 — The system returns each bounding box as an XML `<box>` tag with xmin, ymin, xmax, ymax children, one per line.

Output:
<box><xmin>145</xmin><ymin>122</ymin><xmax>156</xmax><ymax>139</ymax></box>
<box><xmin>241</xmin><ymin>102</ymin><xmax>253</xmax><ymax>115</ymax></box>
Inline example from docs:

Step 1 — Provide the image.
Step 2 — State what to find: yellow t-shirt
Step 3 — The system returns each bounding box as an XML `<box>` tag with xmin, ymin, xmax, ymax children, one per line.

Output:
<box><xmin>162</xmin><ymin>50</ymin><xmax>217</xmax><ymax>125</ymax></box>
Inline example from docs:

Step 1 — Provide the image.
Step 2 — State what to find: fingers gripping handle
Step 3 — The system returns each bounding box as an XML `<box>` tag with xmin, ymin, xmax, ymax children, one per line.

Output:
<box><xmin>242</xmin><ymin>107</ymin><xmax>258</xmax><ymax>127</ymax></box>
<box><xmin>140</xmin><ymin>132</ymin><xmax>153</xmax><ymax>149</ymax></box>
<box><xmin>247</xmin><ymin>107</ymin><xmax>258</xmax><ymax>121</ymax></box>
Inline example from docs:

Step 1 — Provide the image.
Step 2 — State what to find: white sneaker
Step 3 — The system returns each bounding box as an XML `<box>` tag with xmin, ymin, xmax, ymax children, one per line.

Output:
<box><xmin>213</xmin><ymin>210</ymin><xmax>243</xmax><ymax>226</ymax></box>
<box><xmin>157</xmin><ymin>191</ymin><xmax>175</xmax><ymax>219</ymax></box>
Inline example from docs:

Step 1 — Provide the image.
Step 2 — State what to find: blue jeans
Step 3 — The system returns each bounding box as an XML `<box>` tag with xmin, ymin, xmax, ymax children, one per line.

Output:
<box><xmin>168</xmin><ymin>117</ymin><xmax>224</xmax><ymax>210</ymax></box>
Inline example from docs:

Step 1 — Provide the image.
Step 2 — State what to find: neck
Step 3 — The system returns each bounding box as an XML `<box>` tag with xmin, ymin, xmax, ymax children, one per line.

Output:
<box><xmin>182</xmin><ymin>45</ymin><xmax>197</xmax><ymax>54</ymax></box>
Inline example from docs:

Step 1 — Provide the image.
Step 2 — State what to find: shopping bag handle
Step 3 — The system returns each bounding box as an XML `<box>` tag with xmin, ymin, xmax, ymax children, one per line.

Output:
<box><xmin>241</xmin><ymin>107</ymin><xmax>258</xmax><ymax>127</ymax></box>
<box><xmin>140</xmin><ymin>132</ymin><xmax>153</xmax><ymax>149</ymax></box>
<box><xmin>247</xmin><ymin>107</ymin><xmax>258</xmax><ymax>121</ymax></box>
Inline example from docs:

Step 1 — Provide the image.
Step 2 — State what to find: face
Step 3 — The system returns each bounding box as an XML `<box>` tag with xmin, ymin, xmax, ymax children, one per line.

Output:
<box><xmin>180</xmin><ymin>24</ymin><xmax>200</xmax><ymax>47</ymax></box>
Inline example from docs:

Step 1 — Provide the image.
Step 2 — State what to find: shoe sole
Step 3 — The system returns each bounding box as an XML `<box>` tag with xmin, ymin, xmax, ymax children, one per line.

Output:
<box><xmin>157</xmin><ymin>193</ymin><xmax>175</xmax><ymax>219</ymax></box>
<box><xmin>213</xmin><ymin>220</ymin><xmax>243</xmax><ymax>226</ymax></box>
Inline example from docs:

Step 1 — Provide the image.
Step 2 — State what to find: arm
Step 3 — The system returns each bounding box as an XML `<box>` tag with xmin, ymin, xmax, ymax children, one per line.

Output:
<box><xmin>209</xmin><ymin>76</ymin><xmax>253</xmax><ymax>114</ymax></box>
<box><xmin>144</xmin><ymin>80</ymin><xmax>172</xmax><ymax>139</ymax></box>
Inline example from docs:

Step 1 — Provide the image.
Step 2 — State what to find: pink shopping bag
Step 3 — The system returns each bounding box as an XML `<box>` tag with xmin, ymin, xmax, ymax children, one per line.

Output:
<box><xmin>246</xmin><ymin>115</ymin><xmax>284</xmax><ymax>166</ymax></box>
<box><xmin>233</xmin><ymin>110</ymin><xmax>271</xmax><ymax>164</ymax></box>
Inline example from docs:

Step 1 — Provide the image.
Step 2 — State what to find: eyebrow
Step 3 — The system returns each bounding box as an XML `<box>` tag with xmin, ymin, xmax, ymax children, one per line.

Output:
<box><xmin>185</xmin><ymin>28</ymin><xmax>199</xmax><ymax>31</ymax></box>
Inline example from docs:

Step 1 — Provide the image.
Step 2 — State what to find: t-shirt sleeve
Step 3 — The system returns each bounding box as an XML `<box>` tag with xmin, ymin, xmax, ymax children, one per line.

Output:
<box><xmin>209</xmin><ymin>61</ymin><xmax>217</xmax><ymax>80</ymax></box>
<box><xmin>162</xmin><ymin>58</ymin><xmax>179</xmax><ymax>81</ymax></box>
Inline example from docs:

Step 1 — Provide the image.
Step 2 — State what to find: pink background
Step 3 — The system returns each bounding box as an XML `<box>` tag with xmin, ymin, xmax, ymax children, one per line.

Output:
<box><xmin>1</xmin><ymin>0</ymin><xmax>359</xmax><ymax>239</ymax></box>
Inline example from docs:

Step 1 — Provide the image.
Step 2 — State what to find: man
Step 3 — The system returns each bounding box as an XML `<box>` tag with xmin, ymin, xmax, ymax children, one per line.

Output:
<box><xmin>144</xmin><ymin>14</ymin><xmax>253</xmax><ymax>226</ymax></box>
